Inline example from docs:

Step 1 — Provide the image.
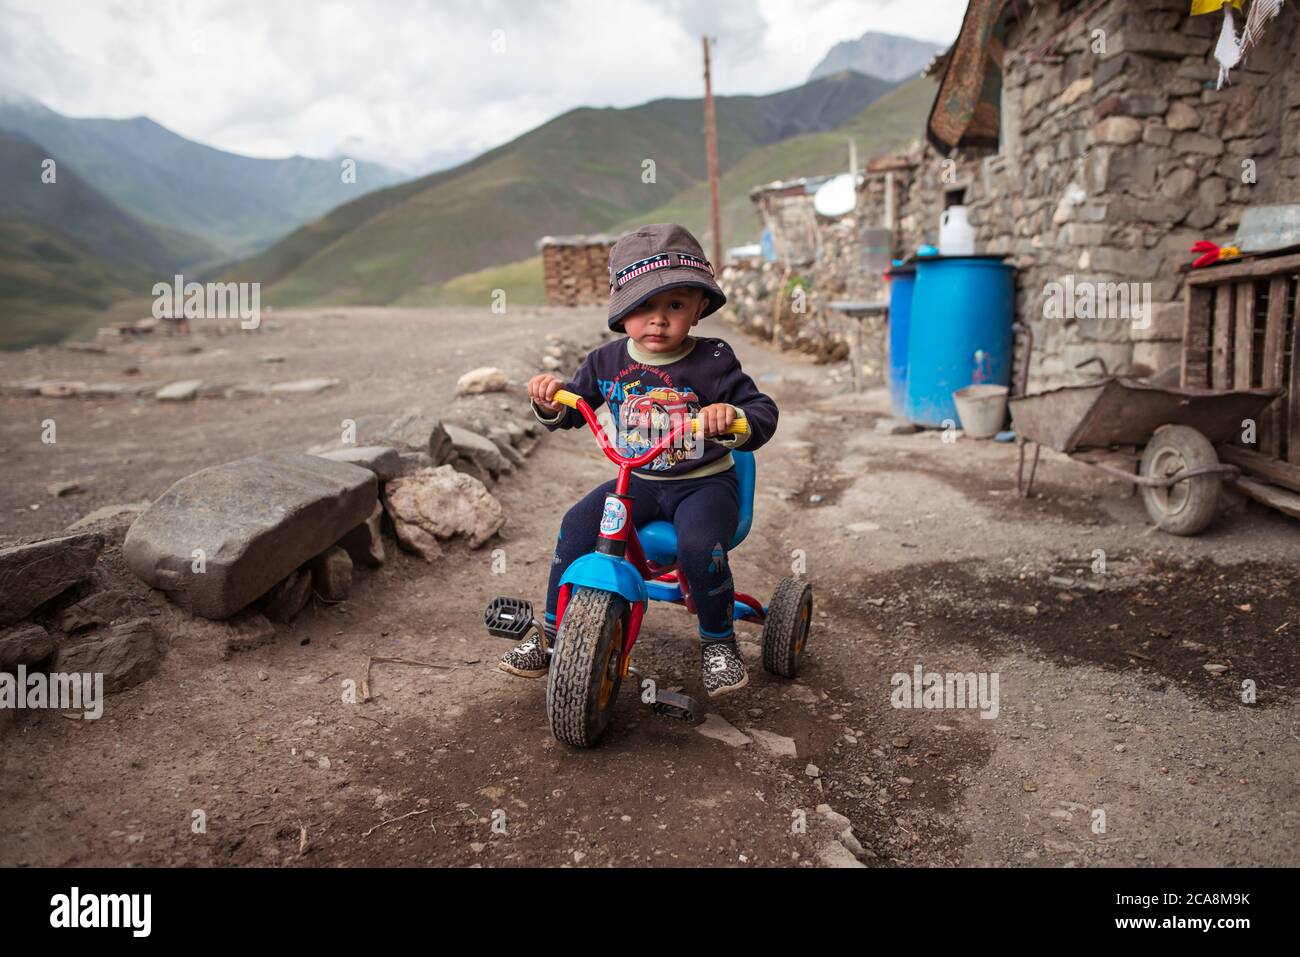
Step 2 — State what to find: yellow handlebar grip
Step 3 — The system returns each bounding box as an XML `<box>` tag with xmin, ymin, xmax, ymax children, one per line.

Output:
<box><xmin>551</xmin><ymin>389</ymin><xmax>581</xmax><ymax>409</ymax></box>
<box><xmin>691</xmin><ymin>413</ymin><xmax>749</xmax><ymax>436</ymax></box>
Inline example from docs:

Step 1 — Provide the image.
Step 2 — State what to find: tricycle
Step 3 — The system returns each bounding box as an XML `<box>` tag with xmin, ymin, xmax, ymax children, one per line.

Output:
<box><xmin>1010</xmin><ymin>358</ymin><xmax>1283</xmax><ymax>535</ymax></box>
<box><xmin>483</xmin><ymin>388</ymin><xmax>812</xmax><ymax>748</ymax></box>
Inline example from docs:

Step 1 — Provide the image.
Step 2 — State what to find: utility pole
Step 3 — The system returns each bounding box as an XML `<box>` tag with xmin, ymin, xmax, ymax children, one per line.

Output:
<box><xmin>702</xmin><ymin>36</ymin><xmax>722</xmax><ymax>270</ymax></box>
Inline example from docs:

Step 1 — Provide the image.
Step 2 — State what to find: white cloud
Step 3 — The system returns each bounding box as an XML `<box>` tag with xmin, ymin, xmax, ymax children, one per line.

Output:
<box><xmin>0</xmin><ymin>0</ymin><xmax>965</xmax><ymax>172</ymax></box>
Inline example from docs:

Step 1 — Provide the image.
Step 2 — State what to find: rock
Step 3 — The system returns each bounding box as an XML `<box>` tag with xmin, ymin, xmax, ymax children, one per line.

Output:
<box><xmin>1203</xmin><ymin>663</ymin><xmax>1229</xmax><ymax>674</ymax></box>
<box><xmin>541</xmin><ymin>355</ymin><xmax>563</xmax><ymax>371</ymax></box>
<box><xmin>838</xmin><ymin>828</ymin><xmax>875</xmax><ymax>861</ymax></box>
<box><xmin>314</xmin><ymin>445</ymin><xmax>402</xmax><ymax>481</ymax></box>
<box><xmin>0</xmin><ymin>623</ymin><xmax>56</xmax><ymax>669</ymax></box>
<box><xmin>487</xmin><ymin>429</ymin><xmax>527</xmax><ymax>468</ymax></box>
<box><xmin>1095</xmin><ymin>116</ymin><xmax>1143</xmax><ymax>145</ymax></box>
<box><xmin>379</xmin><ymin>412</ymin><xmax>454</xmax><ymax>464</ymax></box>
<box><xmin>65</xmin><ymin>503</ymin><xmax>149</xmax><ymax>546</ymax></box>
<box><xmin>816</xmin><ymin>840</ymin><xmax>867</xmax><ymax>868</ymax></box>
<box><xmin>270</xmin><ymin>378</ymin><xmax>340</xmax><ymax>395</ymax></box>
<box><xmin>816</xmin><ymin>804</ymin><xmax>853</xmax><ymax>831</ymax></box>
<box><xmin>383</xmin><ymin>465</ymin><xmax>505</xmax><ymax>552</ymax></box>
<box><xmin>695</xmin><ymin>713</ymin><xmax>752</xmax><ymax>747</ymax></box>
<box><xmin>307</xmin><ymin>547</ymin><xmax>352</xmax><ymax>602</ymax></box>
<box><xmin>456</xmin><ymin>367</ymin><xmax>508</xmax><ymax>396</ymax></box>
<box><xmin>445</xmin><ymin>424</ymin><xmax>509</xmax><ymax>480</ymax></box>
<box><xmin>164</xmin><ymin>606</ymin><xmax>276</xmax><ymax>659</ymax></box>
<box><xmin>155</xmin><ymin>380</ymin><xmax>203</xmax><ymax>401</ymax></box>
<box><xmin>397</xmin><ymin>451</ymin><xmax>435</xmax><ymax>475</ymax></box>
<box><xmin>56</xmin><ymin>618</ymin><xmax>163</xmax><ymax>694</ymax></box>
<box><xmin>748</xmin><ymin>728</ymin><xmax>798</xmax><ymax>758</ymax></box>
<box><xmin>47</xmin><ymin>480</ymin><xmax>84</xmax><ymax>498</ymax></box>
<box><xmin>259</xmin><ymin>354</ymin><xmax>286</xmax><ymax>363</ymax></box>
<box><xmin>123</xmin><ymin>451</ymin><xmax>376</xmax><ymax>619</ymax></box>
<box><xmin>846</xmin><ymin>521</ymin><xmax>881</xmax><ymax>533</ymax></box>
<box><xmin>805</xmin><ymin>764</ymin><xmax>821</xmax><ymax>778</ymax></box>
<box><xmin>59</xmin><ymin>589</ymin><xmax>137</xmax><ymax>632</ymax></box>
<box><xmin>339</xmin><ymin>501</ymin><xmax>385</xmax><ymax>567</ymax></box>
<box><xmin>0</xmin><ymin>532</ymin><xmax>104</xmax><ymax>626</ymax></box>
<box><xmin>263</xmin><ymin>569</ymin><xmax>312</xmax><ymax>623</ymax></box>
<box><xmin>1166</xmin><ymin>100</ymin><xmax>1201</xmax><ymax>131</ymax></box>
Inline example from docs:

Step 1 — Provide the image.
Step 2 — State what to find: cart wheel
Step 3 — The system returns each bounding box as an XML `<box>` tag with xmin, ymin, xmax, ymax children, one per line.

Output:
<box><xmin>1139</xmin><ymin>425</ymin><xmax>1221</xmax><ymax>536</ymax></box>
<box><xmin>546</xmin><ymin>587</ymin><xmax>627</xmax><ymax>748</ymax></box>
<box><xmin>762</xmin><ymin>578</ymin><xmax>813</xmax><ymax>678</ymax></box>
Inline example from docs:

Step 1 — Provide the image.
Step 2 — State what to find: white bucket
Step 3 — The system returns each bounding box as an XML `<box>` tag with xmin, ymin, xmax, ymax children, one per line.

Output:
<box><xmin>952</xmin><ymin>384</ymin><xmax>1009</xmax><ymax>439</ymax></box>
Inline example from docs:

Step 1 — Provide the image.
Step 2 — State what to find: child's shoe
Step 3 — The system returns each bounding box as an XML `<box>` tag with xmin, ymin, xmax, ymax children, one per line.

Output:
<box><xmin>701</xmin><ymin>640</ymin><xmax>748</xmax><ymax>697</ymax></box>
<box><xmin>498</xmin><ymin>632</ymin><xmax>550</xmax><ymax>678</ymax></box>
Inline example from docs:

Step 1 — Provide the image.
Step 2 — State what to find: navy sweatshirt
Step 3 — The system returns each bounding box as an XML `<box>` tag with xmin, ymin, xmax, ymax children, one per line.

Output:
<box><xmin>530</xmin><ymin>334</ymin><xmax>779</xmax><ymax>480</ymax></box>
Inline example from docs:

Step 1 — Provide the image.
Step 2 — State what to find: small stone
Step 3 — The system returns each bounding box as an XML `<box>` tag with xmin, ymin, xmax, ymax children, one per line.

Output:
<box><xmin>456</xmin><ymin>367</ymin><xmax>509</xmax><ymax>395</ymax></box>
<box><xmin>155</xmin><ymin>380</ymin><xmax>203</xmax><ymax>401</ymax></box>
<box><xmin>891</xmin><ymin>736</ymin><xmax>911</xmax><ymax>749</ymax></box>
<box><xmin>805</xmin><ymin>764</ymin><xmax>821</xmax><ymax>779</ymax></box>
<box><xmin>47</xmin><ymin>480</ymin><xmax>84</xmax><ymax>498</ymax></box>
<box><xmin>1203</xmin><ymin>663</ymin><xmax>1229</xmax><ymax>674</ymax></box>
<box><xmin>696</xmin><ymin>713</ymin><xmax>752</xmax><ymax>748</ymax></box>
<box><xmin>1023</xmin><ymin>781</ymin><xmax>1038</xmax><ymax>792</ymax></box>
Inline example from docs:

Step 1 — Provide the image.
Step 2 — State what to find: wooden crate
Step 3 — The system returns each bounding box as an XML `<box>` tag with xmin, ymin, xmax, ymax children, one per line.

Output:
<box><xmin>1183</xmin><ymin>250</ymin><xmax>1300</xmax><ymax>493</ymax></box>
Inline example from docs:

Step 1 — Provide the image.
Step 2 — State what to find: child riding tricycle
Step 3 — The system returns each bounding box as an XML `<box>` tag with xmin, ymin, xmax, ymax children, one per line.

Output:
<box><xmin>484</xmin><ymin>387</ymin><xmax>812</xmax><ymax>747</ymax></box>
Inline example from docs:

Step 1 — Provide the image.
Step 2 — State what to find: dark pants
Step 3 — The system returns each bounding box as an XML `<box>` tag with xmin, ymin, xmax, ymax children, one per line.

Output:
<box><xmin>544</xmin><ymin>468</ymin><xmax>740</xmax><ymax>643</ymax></box>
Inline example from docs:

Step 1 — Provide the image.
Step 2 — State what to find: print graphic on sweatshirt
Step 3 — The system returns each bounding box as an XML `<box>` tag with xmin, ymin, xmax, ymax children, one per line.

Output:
<box><xmin>600</xmin><ymin>364</ymin><xmax>704</xmax><ymax>471</ymax></box>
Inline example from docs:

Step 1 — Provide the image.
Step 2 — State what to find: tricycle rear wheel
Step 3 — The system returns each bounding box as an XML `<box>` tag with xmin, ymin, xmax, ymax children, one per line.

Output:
<box><xmin>762</xmin><ymin>578</ymin><xmax>813</xmax><ymax>678</ymax></box>
<box><xmin>547</xmin><ymin>587</ymin><xmax>627</xmax><ymax>748</ymax></box>
<box><xmin>1139</xmin><ymin>425</ymin><xmax>1221</xmax><ymax>536</ymax></box>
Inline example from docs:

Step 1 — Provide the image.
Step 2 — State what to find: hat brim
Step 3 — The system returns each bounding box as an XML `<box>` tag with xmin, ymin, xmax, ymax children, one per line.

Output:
<box><xmin>608</xmin><ymin>268</ymin><xmax>727</xmax><ymax>332</ymax></box>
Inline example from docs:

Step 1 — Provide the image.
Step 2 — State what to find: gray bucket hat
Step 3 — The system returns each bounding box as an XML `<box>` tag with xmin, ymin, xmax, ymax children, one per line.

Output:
<box><xmin>607</xmin><ymin>223</ymin><xmax>727</xmax><ymax>333</ymax></box>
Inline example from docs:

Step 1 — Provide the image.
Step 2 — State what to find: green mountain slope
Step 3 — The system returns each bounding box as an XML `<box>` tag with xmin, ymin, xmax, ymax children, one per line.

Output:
<box><xmin>618</xmin><ymin>74</ymin><xmax>937</xmax><ymax>250</ymax></box>
<box><xmin>0</xmin><ymin>97</ymin><xmax>409</xmax><ymax>262</ymax></box>
<box><xmin>223</xmin><ymin>71</ymin><xmax>898</xmax><ymax>306</ymax></box>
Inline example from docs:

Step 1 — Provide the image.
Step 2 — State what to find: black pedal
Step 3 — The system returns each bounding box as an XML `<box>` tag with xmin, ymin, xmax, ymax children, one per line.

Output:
<box><xmin>484</xmin><ymin>596</ymin><xmax>538</xmax><ymax>640</ymax></box>
<box><xmin>651</xmin><ymin>689</ymin><xmax>701</xmax><ymax>723</ymax></box>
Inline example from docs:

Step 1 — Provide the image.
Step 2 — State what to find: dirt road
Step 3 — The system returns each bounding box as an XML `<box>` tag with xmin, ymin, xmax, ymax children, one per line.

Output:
<box><xmin>2</xmin><ymin>307</ymin><xmax>1298</xmax><ymax>867</ymax></box>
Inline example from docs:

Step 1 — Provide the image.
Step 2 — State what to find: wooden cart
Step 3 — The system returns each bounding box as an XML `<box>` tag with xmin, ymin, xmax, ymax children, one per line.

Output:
<box><xmin>1182</xmin><ymin>246</ymin><xmax>1300</xmax><ymax>520</ymax></box>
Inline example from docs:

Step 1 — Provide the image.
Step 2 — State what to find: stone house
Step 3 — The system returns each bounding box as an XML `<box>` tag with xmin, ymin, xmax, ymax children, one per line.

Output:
<box><xmin>724</xmin><ymin>0</ymin><xmax>1299</xmax><ymax>390</ymax></box>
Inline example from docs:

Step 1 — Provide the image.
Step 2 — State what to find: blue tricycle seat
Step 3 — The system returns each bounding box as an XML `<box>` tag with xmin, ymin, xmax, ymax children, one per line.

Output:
<box><xmin>636</xmin><ymin>451</ymin><xmax>755</xmax><ymax>566</ymax></box>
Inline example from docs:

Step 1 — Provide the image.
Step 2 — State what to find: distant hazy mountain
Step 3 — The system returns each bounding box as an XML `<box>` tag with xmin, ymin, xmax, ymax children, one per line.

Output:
<box><xmin>0</xmin><ymin>130</ymin><xmax>185</xmax><ymax>348</ymax></box>
<box><xmin>0</xmin><ymin>95</ymin><xmax>409</xmax><ymax>263</ymax></box>
<box><xmin>809</xmin><ymin>31</ymin><xmax>943</xmax><ymax>84</ymax></box>
<box><xmin>223</xmin><ymin>70</ymin><xmax>898</xmax><ymax>307</ymax></box>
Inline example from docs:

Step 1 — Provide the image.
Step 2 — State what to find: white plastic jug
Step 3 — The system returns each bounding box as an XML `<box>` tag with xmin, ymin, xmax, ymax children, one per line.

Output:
<box><xmin>939</xmin><ymin>205</ymin><xmax>975</xmax><ymax>256</ymax></box>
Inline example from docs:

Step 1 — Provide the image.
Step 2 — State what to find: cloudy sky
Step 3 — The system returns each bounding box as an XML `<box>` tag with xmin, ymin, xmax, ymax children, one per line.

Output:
<box><xmin>0</xmin><ymin>0</ymin><xmax>966</xmax><ymax>172</ymax></box>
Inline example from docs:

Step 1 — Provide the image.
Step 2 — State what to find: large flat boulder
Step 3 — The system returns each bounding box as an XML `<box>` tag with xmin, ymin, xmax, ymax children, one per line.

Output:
<box><xmin>0</xmin><ymin>532</ymin><xmax>104</xmax><ymax>626</ymax></box>
<box><xmin>123</xmin><ymin>451</ymin><xmax>376</xmax><ymax>619</ymax></box>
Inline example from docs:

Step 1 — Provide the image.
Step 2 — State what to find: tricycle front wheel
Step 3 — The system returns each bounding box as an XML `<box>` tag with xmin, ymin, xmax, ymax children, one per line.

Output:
<box><xmin>547</xmin><ymin>587</ymin><xmax>627</xmax><ymax>748</ymax></box>
<box><xmin>1139</xmin><ymin>425</ymin><xmax>1221</xmax><ymax>536</ymax></box>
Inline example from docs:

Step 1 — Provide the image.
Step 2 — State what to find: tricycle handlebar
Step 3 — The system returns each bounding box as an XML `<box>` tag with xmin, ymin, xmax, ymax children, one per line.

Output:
<box><xmin>549</xmin><ymin>388</ymin><xmax>748</xmax><ymax>471</ymax></box>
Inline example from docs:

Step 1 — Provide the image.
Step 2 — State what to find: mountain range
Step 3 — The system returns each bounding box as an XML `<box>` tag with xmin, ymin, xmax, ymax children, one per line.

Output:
<box><xmin>809</xmin><ymin>31</ymin><xmax>943</xmax><ymax>84</ymax></box>
<box><xmin>221</xmin><ymin>70</ymin><xmax>909</xmax><ymax>308</ymax></box>
<box><xmin>0</xmin><ymin>30</ymin><xmax>942</xmax><ymax>349</ymax></box>
<box><xmin>0</xmin><ymin>95</ymin><xmax>408</xmax><ymax>265</ymax></box>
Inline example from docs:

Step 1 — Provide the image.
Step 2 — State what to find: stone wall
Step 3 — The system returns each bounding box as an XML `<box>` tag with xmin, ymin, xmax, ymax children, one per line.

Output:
<box><xmin>540</xmin><ymin>235</ymin><xmax>617</xmax><ymax>307</ymax></box>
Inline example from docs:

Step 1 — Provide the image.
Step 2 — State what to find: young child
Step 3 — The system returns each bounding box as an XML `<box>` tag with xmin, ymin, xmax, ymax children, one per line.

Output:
<box><xmin>498</xmin><ymin>223</ymin><xmax>779</xmax><ymax>696</ymax></box>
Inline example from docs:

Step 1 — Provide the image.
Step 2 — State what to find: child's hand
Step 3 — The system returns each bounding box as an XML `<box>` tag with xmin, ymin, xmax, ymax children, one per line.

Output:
<box><xmin>528</xmin><ymin>373</ymin><xmax>566</xmax><ymax>412</ymax></box>
<box><xmin>697</xmin><ymin>402</ymin><xmax>737</xmax><ymax>437</ymax></box>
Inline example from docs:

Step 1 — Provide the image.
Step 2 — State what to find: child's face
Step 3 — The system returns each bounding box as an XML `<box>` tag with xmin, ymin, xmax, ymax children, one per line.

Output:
<box><xmin>622</xmin><ymin>287</ymin><xmax>706</xmax><ymax>353</ymax></box>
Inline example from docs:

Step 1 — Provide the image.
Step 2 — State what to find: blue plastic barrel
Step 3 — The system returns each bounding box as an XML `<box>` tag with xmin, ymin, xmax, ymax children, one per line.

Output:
<box><xmin>885</xmin><ymin>264</ymin><xmax>916</xmax><ymax>420</ymax></box>
<box><xmin>903</xmin><ymin>257</ymin><xmax>1015</xmax><ymax>428</ymax></box>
